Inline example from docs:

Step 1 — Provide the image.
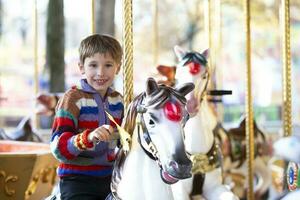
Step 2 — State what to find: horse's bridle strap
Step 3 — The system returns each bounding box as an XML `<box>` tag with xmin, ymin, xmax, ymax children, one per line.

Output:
<box><xmin>136</xmin><ymin>112</ymin><xmax>161</xmax><ymax>166</ymax></box>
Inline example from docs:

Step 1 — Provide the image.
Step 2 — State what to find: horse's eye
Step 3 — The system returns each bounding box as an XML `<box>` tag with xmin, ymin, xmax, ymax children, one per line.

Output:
<box><xmin>149</xmin><ymin>119</ymin><xmax>155</xmax><ymax>126</ymax></box>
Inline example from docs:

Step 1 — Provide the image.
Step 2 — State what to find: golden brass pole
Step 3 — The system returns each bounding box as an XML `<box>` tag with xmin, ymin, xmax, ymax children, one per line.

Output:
<box><xmin>281</xmin><ymin>0</ymin><xmax>292</xmax><ymax>137</ymax></box>
<box><xmin>204</xmin><ymin>0</ymin><xmax>213</xmax><ymax>75</ymax></box>
<box><xmin>244</xmin><ymin>0</ymin><xmax>254</xmax><ymax>199</ymax></box>
<box><xmin>91</xmin><ymin>0</ymin><xmax>95</xmax><ymax>34</ymax></box>
<box><xmin>152</xmin><ymin>0</ymin><xmax>159</xmax><ymax>66</ymax></box>
<box><xmin>122</xmin><ymin>0</ymin><xmax>134</xmax><ymax>110</ymax></box>
<box><xmin>34</xmin><ymin>0</ymin><xmax>39</xmax><ymax>128</ymax></box>
<box><xmin>214</xmin><ymin>0</ymin><xmax>224</xmax><ymax>122</ymax></box>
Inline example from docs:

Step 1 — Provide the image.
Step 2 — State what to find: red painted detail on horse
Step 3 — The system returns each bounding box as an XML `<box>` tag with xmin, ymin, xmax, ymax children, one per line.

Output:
<box><xmin>164</xmin><ymin>101</ymin><xmax>182</xmax><ymax>121</ymax></box>
<box><xmin>187</xmin><ymin>62</ymin><xmax>201</xmax><ymax>75</ymax></box>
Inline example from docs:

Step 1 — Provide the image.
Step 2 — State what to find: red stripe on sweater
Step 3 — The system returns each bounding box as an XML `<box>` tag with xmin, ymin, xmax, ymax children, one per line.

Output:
<box><xmin>59</xmin><ymin>163</ymin><xmax>111</xmax><ymax>170</ymax></box>
<box><xmin>110</xmin><ymin>117</ymin><xmax>122</xmax><ymax>128</ymax></box>
<box><xmin>78</xmin><ymin>120</ymin><xmax>98</xmax><ymax>129</ymax></box>
<box><xmin>58</xmin><ymin>132</ymin><xmax>75</xmax><ymax>159</ymax></box>
<box><xmin>53</xmin><ymin>117</ymin><xmax>75</xmax><ymax>129</ymax></box>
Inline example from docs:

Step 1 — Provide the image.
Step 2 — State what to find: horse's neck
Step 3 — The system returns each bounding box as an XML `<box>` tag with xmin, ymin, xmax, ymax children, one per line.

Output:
<box><xmin>117</xmin><ymin>129</ymin><xmax>173</xmax><ymax>200</ymax></box>
<box><xmin>184</xmin><ymin>99</ymin><xmax>217</xmax><ymax>154</ymax></box>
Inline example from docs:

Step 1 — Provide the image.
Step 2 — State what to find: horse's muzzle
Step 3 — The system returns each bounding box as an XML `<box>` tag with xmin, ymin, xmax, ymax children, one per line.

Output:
<box><xmin>167</xmin><ymin>160</ymin><xmax>192</xmax><ymax>179</ymax></box>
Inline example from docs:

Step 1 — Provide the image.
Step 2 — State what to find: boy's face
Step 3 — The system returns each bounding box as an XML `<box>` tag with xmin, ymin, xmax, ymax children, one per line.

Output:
<box><xmin>79</xmin><ymin>52</ymin><xmax>120</xmax><ymax>97</ymax></box>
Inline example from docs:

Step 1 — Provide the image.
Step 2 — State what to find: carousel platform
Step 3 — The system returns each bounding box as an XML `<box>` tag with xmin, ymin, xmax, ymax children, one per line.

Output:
<box><xmin>0</xmin><ymin>140</ymin><xmax>58</xmax><ymax>200</ymax></box>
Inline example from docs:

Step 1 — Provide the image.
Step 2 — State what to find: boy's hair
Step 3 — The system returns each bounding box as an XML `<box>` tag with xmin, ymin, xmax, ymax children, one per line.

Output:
<box><xmin>79</xmin><ymin>34</ymin><xmax>122</xmax><ymax>64</ymax></box>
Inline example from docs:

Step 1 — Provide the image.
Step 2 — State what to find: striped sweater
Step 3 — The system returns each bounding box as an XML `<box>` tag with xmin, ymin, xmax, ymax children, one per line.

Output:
<box><xmin>50</xmin><ymin>79</ymin><xmax>124</xmax><ymax>177</ymax></box>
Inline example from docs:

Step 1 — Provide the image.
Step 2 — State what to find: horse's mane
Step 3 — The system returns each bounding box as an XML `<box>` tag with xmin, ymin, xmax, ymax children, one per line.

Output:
<box><xmin>122</xmin><ymin>84</ymin><xmax>187</xmax><ymax>135</ymax></box>
<box><xmin>122</xmin><ymin>92</ymin><xmax>145</xmax><ymax>135</ymax></box>
<box><xmin>179</xmin><ymin>51</ymin><xmax>207</xmax><ymax>67</ymax></box>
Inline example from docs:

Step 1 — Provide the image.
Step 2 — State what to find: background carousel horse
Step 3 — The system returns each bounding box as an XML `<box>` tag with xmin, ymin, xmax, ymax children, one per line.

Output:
<box><xmin>270</xmin><ymin>135</ymin><xmax>300</xmax><ymax>200</ymax></box>
<box><xmin>106</xmin><ymin>77</ymin><xmax>195</xmax><ymax>200</ymax></box>
<box><xmin>157</xmin><ymin>46</ymin><xmax>271</xmax><ymax>199</ymax></box>
<box><xmin>221</xmin><ymin>117</ymin><xmax>272</xmax><ymax>199</ymax></box>
<box><xmin>0</xmin><ymin>116</ymin><xmax>43</xmax><ymax>142</ymax></box>
<box><xmin>168</xmin><ymin>45</ymin><xmax>238</xmax><ymax>200</ymax></box>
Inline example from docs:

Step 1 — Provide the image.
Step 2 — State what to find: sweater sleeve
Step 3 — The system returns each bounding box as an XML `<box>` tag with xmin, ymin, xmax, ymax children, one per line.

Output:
<box><xmin>50</xmin><ymin>89</ymin><xmax>87</xmax><ymax>162</ymax></box>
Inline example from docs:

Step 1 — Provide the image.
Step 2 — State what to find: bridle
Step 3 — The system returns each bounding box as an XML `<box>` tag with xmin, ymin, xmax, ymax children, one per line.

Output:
<box><xmin>136</xmin><ymin>104</ymin><xmax>162</xmax><ymax>166</ymax></box>
<box><xmin>136</xmin><ymin>102</ymin><xmax>189</xmax><ymax>167</ymax></box>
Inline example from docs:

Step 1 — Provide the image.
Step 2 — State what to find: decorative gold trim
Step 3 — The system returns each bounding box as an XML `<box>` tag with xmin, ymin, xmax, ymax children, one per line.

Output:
<box><xmin>0</xmin><ymin>170</ymin><xmax>19</xmax><ymax>197</ymax></box>
<box><xmin>25</xmin><ymin>166</ymin><xmax>57</xmax><ymax>199</ymax></box>
<box><xmin>190</xmin><ymin>143</ymin><xmax>219</xmax><ymax>174</ymax></box>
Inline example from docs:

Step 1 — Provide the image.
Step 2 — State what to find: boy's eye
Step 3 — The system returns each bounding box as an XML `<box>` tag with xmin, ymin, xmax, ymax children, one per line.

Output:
<box><xmin>89</xmin><ymin>64</ymin><xmax>97</xmax><ymax>68</ymax></box>
<box><xmin>105</xmin><ymin>64</ymin><xmax>113</xmax><ymax>67</ymax></box>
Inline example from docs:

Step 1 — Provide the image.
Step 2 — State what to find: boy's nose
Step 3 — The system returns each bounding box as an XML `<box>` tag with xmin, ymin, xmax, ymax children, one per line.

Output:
<box><xmin>96</xmin><ymin>68</ymin><xmax>105</xmax><ymax>76</ymax></box>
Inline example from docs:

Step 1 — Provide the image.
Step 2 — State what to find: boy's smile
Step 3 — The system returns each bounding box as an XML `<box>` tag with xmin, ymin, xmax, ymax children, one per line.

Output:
<box><xmin>79</xmin><ymin>52</ymin><xmax>120</xmax><ymax>97</ymax></box>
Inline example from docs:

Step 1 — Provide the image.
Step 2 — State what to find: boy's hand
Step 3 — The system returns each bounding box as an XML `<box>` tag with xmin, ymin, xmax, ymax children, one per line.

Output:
<box><xmin>88</xmin><ymin>125</ymin><xmax>115</xmax><ymax>143</ymax></box>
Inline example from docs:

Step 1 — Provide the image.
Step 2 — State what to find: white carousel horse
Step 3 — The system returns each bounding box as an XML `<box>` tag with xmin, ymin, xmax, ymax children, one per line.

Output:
<box><xmin>106</xmin><ymin>77</ymin><xmax>195</xmax><ymax>200</ymax></box>
<box><xmin>170</xmin><ymin>45</ymin><xmax>238</xmax><ymax>200</ymax></box>
<box><xmin>270</xmin><ymin>136</ymin><xmax>300</xmax><ymax>200</ymax></box>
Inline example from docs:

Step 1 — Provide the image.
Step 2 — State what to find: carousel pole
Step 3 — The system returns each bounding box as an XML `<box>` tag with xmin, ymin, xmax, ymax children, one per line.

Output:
<box><xmin>214</xmin><ymin>0</ymin><xmax>224</xmax><ymax>122</ymax></box>
<box><xmin>152</xmin><ymin>0</ymin><xmax>159</xmax><ymax>66</ymax></box>
<box><xmin>122</xmin><ymin>0</ymin><xmax>134</xmax><ymax>110</ymax></box>
<box><xmin>244</xmin><ymin>0</ymin><xmax>254</xmax><ymax>199</ymax></box>
<box><xmin>33</xmin><ymin>0</ymin><xmax>39</xmax><ymax>129</ymax></box>
<box><xmin>281</xmin><ymin>0</ymin><xmax>292</xmax><ymax>137</ymax></box>
<box><xmin>204</xmin><ymin>0</ymin><xmax>213</xmax><ymax>77</ymax></box>
<box><xmin>91</xmin><ymin>0</ymin><xmax>95</xmax><ymax>34</ymax></box>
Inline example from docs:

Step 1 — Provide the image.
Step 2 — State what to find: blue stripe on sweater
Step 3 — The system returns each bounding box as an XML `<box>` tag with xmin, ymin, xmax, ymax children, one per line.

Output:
<box><xmin>80</xmin><ymin>106</ymin><xmax>98</xmax><ymax>115</ymax></box>
<box><xmin>57</xmin><ymin>168</ymin><xmax>113</xmax><ymax>177</ymax></box>
<box><xmin>51</xmin><ymin>126</ymin><xmax>75</xmax><ymax>141</ymax></box>
<box><xmin>108</xmin><ymin>102</ymin><xmax>123</xmax><ymax>112</ymax></box>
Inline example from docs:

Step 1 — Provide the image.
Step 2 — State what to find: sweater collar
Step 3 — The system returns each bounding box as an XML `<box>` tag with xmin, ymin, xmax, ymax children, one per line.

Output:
<box><xmin>79</xmin><ymin>79</ymin><xmax>112</xmax><ymax>96</ymax></box>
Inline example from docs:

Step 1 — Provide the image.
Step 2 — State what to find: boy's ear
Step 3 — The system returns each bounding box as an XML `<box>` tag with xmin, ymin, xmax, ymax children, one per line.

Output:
<box><xmin>78</xmin><ymin>62</ymin><xmax>85</xmax><ymax>74</ymax></box>
<box><xmin>116</xmin><ymin>63</ymin><xmax>121</xmax><ymax>74</ymax></box>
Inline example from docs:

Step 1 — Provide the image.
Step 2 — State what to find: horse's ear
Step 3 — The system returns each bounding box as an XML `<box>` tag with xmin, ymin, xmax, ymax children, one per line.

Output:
<box><xmin>202</xmin><ymin>49</ymin><xmax>209</xmax><ymax>59</ymax></box>
<box><xmin>174</xmin><ymin>45</ymin><xmax>186</xmax><ymax>60</ymax></box>
<box><xmin>146</xmin><ymin>77</ymin><xmax>159</xmax><ymax>96</ymax></box>
<box><xmin>176</xmin><ymin>83</ymin><xmax>195</xmax><ymax>97</ymax></box>
<box><xmin>156</xmin><ymin>65</ymin><xmax>176</xmax><ymax>76</ymax></box>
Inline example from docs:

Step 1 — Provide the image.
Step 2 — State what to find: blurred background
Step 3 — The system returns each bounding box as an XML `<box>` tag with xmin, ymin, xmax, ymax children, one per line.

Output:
<box><xmin>0</xmin><ymin>0</ymin><xmax>300</xmax><ymax>136</ymax></box>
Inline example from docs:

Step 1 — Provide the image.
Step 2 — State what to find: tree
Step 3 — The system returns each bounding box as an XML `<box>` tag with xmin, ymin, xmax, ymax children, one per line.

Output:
<box><xmin>95</xmin><ymin>0</ymin><xmax>115</xmax><ymax>36</ymax></box>
<box><xmin>46</xmin><ymin>0</ymin><xmax>65</xmax><ymax>93</ymax></box>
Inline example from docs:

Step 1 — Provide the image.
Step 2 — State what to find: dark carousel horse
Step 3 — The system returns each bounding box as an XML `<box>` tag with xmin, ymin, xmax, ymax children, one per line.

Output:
<box><xmin>0</xmin><ymin>116</ymin><xmax>43</xmax><ymax>142</ymax></box>
<box><xmin>217</xmin><ymin>117</ymin><xmax>272</xmax><ymax>199</ymax></box>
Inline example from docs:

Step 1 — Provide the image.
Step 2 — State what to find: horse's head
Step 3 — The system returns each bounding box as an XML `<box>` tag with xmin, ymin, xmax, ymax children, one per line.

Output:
<box><xmin>123</xmin><ymin>78</ymin><xmax>194</xmax><ymax>184</ymax></box>
<box><xmin>174</xmin><ymin>45</ymin><xmax>209</xmax><ymax>116</ymax></box>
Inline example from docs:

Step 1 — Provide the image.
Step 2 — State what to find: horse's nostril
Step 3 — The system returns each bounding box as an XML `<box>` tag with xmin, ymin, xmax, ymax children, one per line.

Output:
<box><xmin>169</xmin><ymin>160</ymin><xmax>192</xmax><ymax>172</ymax></box>
<box><xmin>169</xmin><ymin>161</ymin><xmax>179</xmax><ymax>171</ymax></box>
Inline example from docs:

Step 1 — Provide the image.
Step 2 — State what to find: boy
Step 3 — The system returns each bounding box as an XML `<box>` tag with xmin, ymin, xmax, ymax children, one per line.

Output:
<box><xmin>51</xmin><ymin>34</ymin><xmax>123</xmax><ymax>200</ymax></box>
